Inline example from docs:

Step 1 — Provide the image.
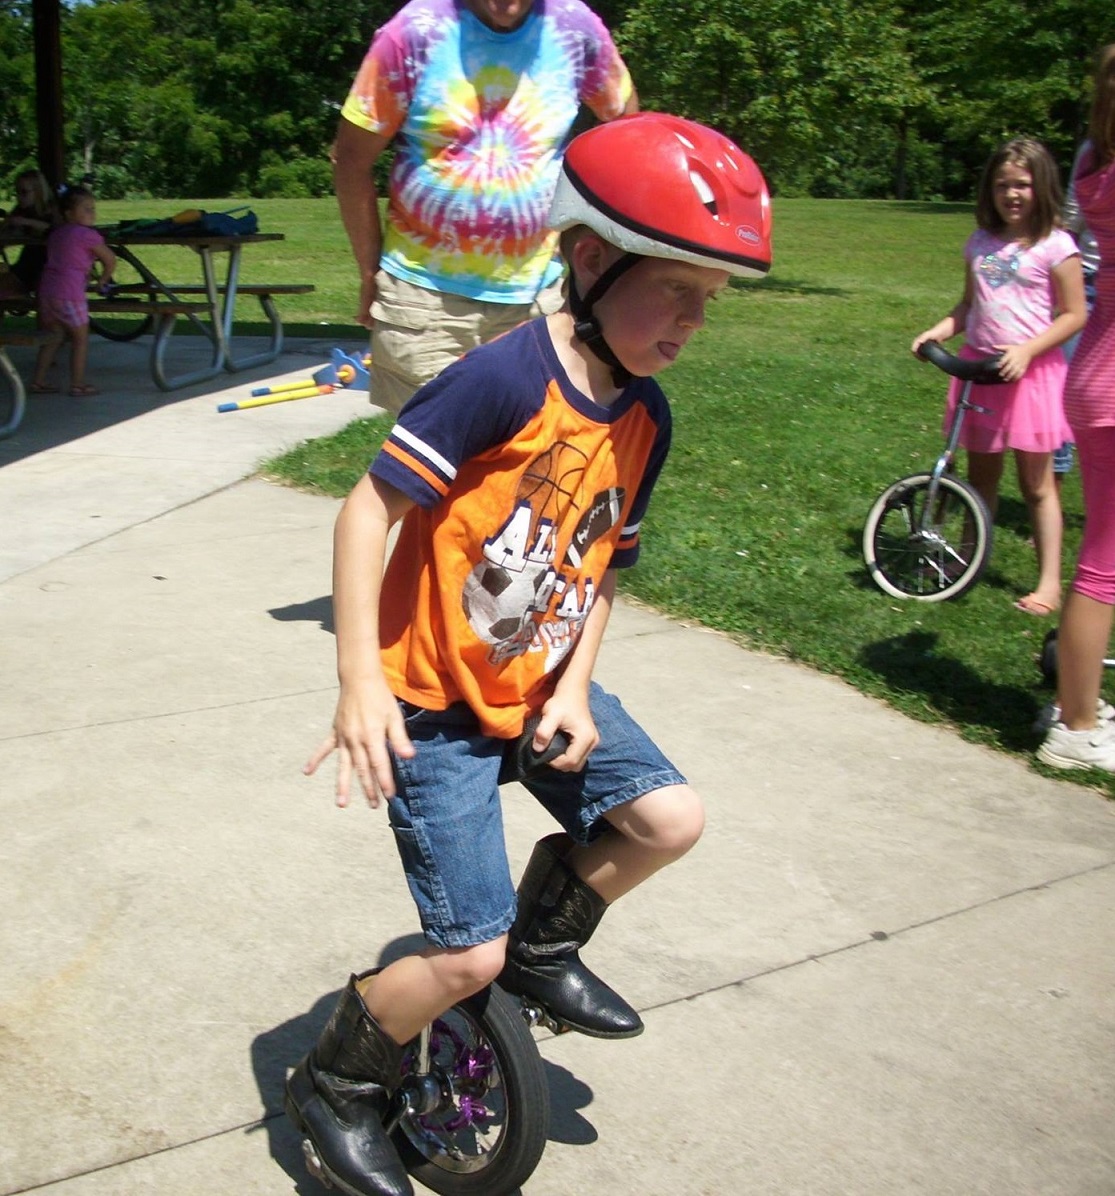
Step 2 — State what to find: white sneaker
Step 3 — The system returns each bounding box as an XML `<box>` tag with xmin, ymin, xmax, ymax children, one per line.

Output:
<box><xmin>1037</xmin><ymin>719</ymin><xmax>1115</xmax><ymax>772</ymax></box>
<box><xmin>1031</xmin><ymin>698</ymin><xmax>1115</xmax><ymax>735</ymax></box>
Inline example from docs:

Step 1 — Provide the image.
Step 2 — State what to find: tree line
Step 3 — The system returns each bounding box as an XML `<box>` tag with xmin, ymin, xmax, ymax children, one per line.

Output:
<box><xmin>0</xmin><ymin>0</ymin><xmax>1110</xmax><ymax>202</ymax></box>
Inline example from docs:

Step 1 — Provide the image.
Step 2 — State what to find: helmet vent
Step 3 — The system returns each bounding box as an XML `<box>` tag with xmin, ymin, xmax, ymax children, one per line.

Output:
<box><xmin>689</xmin><ymin>168</ymin><xmax>717</xmax><ymax>215</ymax></box>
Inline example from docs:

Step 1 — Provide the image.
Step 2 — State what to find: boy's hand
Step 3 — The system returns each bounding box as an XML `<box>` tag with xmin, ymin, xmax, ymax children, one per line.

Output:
<box><xmin>533</xmin><ymin>694</ymin><xmax>599</xmax><ymax>772</ymax></box>
<box><xmin>304</xmin><ymin>677</ymin><xmax>415</xmax><ymax>809</ymax></box>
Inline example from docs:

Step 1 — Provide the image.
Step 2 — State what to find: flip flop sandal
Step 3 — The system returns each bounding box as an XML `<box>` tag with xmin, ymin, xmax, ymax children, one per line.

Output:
<box><xmin>1014</xmin><ymin>594</ymin><xmax>1059</xmax><ymax>617</ymax></box>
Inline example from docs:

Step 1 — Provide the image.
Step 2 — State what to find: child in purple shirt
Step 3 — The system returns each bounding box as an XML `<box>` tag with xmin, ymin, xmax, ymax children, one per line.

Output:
<box><xmin>31</xmin><ymin>187</ymin><xmax>115</xmax><ymax>396</ymax></box>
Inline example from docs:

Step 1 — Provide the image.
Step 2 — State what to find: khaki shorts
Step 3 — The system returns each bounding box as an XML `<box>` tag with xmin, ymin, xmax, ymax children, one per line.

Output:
<box><xmin>368</xmin><ymin>271</ymin><xmax>565</xmax><ymax>414</ymax></box>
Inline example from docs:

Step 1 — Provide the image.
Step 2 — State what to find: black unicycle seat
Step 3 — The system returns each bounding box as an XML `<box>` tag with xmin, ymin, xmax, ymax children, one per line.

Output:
<box><xmin>498</xmin><ymin>716</ymin><xmax>571</xmax><ymax>784</ymax></box>
<box><xmin>918</xmin><ymin>339</ymin><xmax>1006</xmax><ymax>385</ymax></box>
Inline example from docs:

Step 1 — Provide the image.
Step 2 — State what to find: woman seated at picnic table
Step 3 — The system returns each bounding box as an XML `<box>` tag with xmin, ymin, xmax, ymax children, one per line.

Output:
<box><xmin>0</xmin><ymin>169</ymin><xmax>59</xmax><ymax>298</ymax></box>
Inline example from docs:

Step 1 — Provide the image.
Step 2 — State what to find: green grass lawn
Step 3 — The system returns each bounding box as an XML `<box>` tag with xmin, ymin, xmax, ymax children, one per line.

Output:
<box><xmin>133</xmin><ymin>196</ymin><xmax>1108</xmax><ymax>797</ymax></box>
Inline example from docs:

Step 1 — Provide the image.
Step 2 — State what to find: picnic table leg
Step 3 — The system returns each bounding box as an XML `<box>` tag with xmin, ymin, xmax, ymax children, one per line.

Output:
<box><xmin>148</xmin><ymin>253</ymin><xmax>227</xmax><ymax>393</ymax></box>
<box><xmin>0</xmin><ymin>347</ymin><xmax>27</xmax><ymax>439</ymax></box>
<box><xmin>220</xmin><ymin>245</ymin><xmax>284</xmax><ymax>372</ymax></box>
<box><xmin>105</xmin><ymin>243</ymin><xmax>227</xmax><ymax>391</ymax></box>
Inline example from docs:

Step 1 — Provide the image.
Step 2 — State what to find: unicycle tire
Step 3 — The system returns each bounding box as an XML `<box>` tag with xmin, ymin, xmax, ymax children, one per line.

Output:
<box><xmin>89</xmin><ymin>258</ymin><xmax>157</xmax><ymax>341</ymax></box>
<box><xmin>863</xmin><ymin>472</ymin><xmax>992</xmax><ymax>602</ymax></box>
<box><xmin>393</xmin><ymin>983</ymin><xmax>549</xmax><ymax>1196</ymax></box>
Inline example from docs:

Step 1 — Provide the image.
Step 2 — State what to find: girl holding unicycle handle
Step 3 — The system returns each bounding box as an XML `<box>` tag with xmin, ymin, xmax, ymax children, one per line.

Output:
<box><xmin>911</xmin><ymin>138</ymin><xmax>1086</xmax><ymax>618</ymax></box>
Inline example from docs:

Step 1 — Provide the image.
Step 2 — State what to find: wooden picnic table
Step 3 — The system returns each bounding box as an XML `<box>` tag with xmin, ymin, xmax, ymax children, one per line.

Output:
<box><xmin>96</xmin><ymin>229</ymin><xmax>313</xmax><ymax>390</ymax></box>
<box><xmin>0</xmin><ymin>228</ymin><xmax>314</xmax><ymax>393</ymax></box>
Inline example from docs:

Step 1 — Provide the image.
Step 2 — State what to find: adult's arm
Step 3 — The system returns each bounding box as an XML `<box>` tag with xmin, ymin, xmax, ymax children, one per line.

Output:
<box><xmin>332</xmin><ymin>119</ymin><xmax>394</xmax><ymax>330</ymax></box>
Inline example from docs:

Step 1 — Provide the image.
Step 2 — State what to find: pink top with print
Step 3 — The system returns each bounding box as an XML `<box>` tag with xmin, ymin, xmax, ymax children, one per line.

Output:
<box><xmin>963</xmin><ymin>227</ymin><xmax>1079</xmax><ymax>355</ymax></box>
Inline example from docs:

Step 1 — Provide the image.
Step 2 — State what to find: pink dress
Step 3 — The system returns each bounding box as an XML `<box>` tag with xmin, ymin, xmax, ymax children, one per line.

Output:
<box><xmin>945</xmin><ymin>227</ymin><xmax>1078</xmax><ymax>453</ymax></box>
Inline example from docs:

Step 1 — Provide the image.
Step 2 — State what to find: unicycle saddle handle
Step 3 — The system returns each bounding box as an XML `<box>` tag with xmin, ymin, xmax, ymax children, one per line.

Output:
<box><xmin>917</xmin><ymin>339</ymin><xmax>1006</xmax><ymax>385</ymax></box>
<box><xmin>498</xmin><ymin>716</ymin><xmax>571</xmax><ymax>785</ymax></box>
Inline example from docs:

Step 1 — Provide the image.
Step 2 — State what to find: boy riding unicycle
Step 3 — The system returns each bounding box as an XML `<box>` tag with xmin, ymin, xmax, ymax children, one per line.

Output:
<box><xmin>289</xmin><ymin>112</ymin><xmax>773</xmax><ymax>1196</ymax></box>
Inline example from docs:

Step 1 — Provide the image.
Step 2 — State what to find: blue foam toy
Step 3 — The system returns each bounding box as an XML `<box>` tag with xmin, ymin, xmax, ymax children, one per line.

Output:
<box><xmin>313</xmin><ymin>348</ymin><xmax>370</xmax><ymax>390</ymax></box>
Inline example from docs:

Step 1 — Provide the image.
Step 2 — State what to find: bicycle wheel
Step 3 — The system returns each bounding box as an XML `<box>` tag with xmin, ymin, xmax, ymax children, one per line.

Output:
<box><xmin>393</xmin><ymin>984</ymin><xmax>549</xmax><ymax>1196</ymax></box>
<box><xmin>89</xmin><ymin>257</ymin><xmax>155</xmax><ymax>342</ymax></box>
<box><xmin>863</xmin><ymin>472</ymin><xmax>992</xmax><ymax>602</ymax></box>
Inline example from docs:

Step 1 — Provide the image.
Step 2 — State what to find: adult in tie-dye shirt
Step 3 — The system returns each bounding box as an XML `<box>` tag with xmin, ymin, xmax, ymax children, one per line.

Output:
<box><xmin>333</xmin><ymin>0</ymin><xmax>636</xmax><ymax>412</ymax></box>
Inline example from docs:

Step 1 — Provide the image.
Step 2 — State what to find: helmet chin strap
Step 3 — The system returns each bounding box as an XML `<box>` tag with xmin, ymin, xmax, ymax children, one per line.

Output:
<box><xmin>569</xmin><ymin>252</ymin><xmax>643</xmax><ymax>386</ymax></box>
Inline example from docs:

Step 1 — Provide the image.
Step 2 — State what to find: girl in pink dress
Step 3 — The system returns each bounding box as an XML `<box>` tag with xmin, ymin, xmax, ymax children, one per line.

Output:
<box><xmin>31</xmin><ymin>186</ymin><xmax>115</xmax><ymax>397</ymax></box>
<box><xmin>912</xmin><ymin>138</ymin><xmax>1086</xmax><ymax>616</ymax></box>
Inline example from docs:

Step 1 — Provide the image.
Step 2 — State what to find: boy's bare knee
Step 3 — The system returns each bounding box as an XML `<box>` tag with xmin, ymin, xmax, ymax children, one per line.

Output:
<box><xmin>617</xmin><ymin>784</ymin><xmax>704</xmax><ymax>858</ymax></box>
<box><xmin>658</xmin><ymin>787</ymin><xmax>704</xmax><ymax>856</ymax></box>
<box><xmin>433</xmin><ymin>937</ymin><xmax>507</xmax><ymax>998</ymax></box>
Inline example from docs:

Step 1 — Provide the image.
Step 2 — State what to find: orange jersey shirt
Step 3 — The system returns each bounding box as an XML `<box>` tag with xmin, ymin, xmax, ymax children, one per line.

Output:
<box><xmin>371</xmin><ymin>319</ymin><xmax>671</xmax><ymax>737</ymax></box>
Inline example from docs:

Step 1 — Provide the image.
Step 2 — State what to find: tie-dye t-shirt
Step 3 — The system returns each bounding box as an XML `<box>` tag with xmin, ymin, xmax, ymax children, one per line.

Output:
<box><xmin>371</xmin><ymin>317</ymin><xmax>670</xmax><ymax>737</ymax></box>
<box><xmin>341</xmin><ymin>0</ymin><xmax>634</xmax><ymax>303</ymax></box>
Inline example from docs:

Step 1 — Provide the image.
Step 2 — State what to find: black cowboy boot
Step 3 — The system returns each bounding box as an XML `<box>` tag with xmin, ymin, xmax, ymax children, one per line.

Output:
<box><xmin>499</xmin><ymin>833</ymin><xmax>644</xmax><ymax>1038</ymax></box>
<box><xmin>285</xmin><ymin>972</ymin><xmax>414</xmax><ymax>1196</ymax></box>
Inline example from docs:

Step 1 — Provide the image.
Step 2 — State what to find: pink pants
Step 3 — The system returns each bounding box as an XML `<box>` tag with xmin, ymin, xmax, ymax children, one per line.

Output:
<box><xmin>1072</xmin><ymin>425</ymin><xmax>1115</xmax><ymax>605</ymax></box>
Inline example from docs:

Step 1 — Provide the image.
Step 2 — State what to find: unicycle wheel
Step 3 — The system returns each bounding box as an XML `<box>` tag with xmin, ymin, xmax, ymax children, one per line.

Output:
<box><xmin>863</xmin><ymin>472</ymin><xmax>992</xmax><ymax>601</ymax></box>
<box><xmin>89</xmin><ymin>257</ymin><xmax>157</xmax><ymax>341</ymax></box>
<box><xmin>393</xmin><ymin>983</ymin><xmax>549</xmax><ymax>1196</ymax></box>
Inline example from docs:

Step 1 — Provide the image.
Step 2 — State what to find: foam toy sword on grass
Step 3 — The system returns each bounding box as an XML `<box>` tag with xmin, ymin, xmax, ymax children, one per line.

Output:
<box><xmin>216</xmin><ymin>348</ymin><xmax>370</xmax><ymax>412</ymax></box>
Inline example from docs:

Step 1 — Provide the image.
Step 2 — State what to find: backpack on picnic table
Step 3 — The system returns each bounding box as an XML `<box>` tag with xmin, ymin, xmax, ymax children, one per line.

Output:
<box><xmin>110</xmin><ymin>207</ymin><xmax>259</xmax><ymax>238</ymax></box>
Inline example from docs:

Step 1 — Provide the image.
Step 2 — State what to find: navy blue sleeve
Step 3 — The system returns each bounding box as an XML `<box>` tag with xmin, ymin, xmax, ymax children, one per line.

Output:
<box><xmin>610</xmin><ymin>381</ymin><xmax>672</xmax><ymax>570</ymax></box>
<box><xmin>370</xmin><ymin>324</ymin><xmax>546</xmax><ymax>507</ymax></box>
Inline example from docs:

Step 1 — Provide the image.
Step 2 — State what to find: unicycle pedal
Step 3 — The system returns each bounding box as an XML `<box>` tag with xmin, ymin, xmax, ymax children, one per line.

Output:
<box><xmin>518</xmin><ymin>995</ymin><xmax>574</xmax><ymax>1035</ymax></box>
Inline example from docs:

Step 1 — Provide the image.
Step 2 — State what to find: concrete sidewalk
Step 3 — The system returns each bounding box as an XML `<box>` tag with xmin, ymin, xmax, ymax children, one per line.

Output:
<box><xmin>1</xmin><ymin>339</ymin><xmax>1113</xmax><ymax>1195</ymax></box>
<box><xmin>0</xmin><ymin>333</ymin><xmax>372</xmax><ymax>582</ymax></box>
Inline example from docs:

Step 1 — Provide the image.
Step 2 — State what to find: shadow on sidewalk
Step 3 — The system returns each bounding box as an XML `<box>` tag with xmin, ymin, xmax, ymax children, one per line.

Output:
<box><xmin>0</xmin><ymin>334</ymin><xmax>364</xmax><ymax>467</ymax></box>
<box><xmin>270</xmin><ymin>594</ymin><xmax>335</xmax><ymax>635</ymax></box>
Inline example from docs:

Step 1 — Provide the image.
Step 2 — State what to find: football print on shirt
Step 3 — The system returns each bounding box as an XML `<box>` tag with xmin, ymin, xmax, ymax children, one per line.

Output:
<box><xmin>461</xmin><ymin>441</ymin><xmax>625</xmax><ymax>667</ymax></box>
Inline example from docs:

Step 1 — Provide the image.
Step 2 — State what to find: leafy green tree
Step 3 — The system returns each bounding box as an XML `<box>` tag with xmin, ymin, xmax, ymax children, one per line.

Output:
<box><xmin>62</xmin><ymin>0</ymin><xmax>178</xmax><ymax>192</ymax></box>
<box><xmin>618</xmin><ymin>0</ymin><xmax>927</xmax><ymax>197</ymax></box>
<box><xmin>901</xmin><ymin>0</ymin><xmax>1111</xmax><ymax>196</ymax></box>
<box><xmin>5</xmin><ymin>0</ymin><xmax>1110</xmax><ymax>200</ymax></box>
<box><xmin>0</xmin><ymin>1</ymin><xmax>38</xmax><ymax>189</ymax></box>
<box><xmin>140</xmin><ymin>0</ymin><xmax>377</xmax><ymax>192</ymax></box>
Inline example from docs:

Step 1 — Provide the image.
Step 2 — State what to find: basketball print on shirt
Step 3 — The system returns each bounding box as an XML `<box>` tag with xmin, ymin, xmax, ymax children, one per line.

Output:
<box><xmin>461</xmin><ymin>441</ymin><xmax>625</xmax><ymax>666</ymax></box>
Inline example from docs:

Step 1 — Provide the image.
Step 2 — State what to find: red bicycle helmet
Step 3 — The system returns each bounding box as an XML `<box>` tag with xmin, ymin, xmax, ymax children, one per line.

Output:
<box><xmin>549</xmin><ymin>112</ymin><xmax>772</xmax><ymax>278</ymax></box>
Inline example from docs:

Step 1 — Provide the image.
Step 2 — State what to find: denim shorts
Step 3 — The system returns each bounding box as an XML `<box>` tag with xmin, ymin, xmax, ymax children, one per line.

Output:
<box><xmin>385</xmin><ymin>682</ymin><xmax>686</xmax><ymax>949</ymax></box>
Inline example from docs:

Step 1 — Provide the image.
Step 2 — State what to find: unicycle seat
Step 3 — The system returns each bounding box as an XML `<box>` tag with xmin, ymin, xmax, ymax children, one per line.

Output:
<box><xmin>497</xmin><ymin>716</ymin><xmax>570</xmax><ymax>785</ymax></box>
<box><xmin>917</xmin><ymin>339</ymin><xmax>1007</xmax><ymax>386</ymax></box>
